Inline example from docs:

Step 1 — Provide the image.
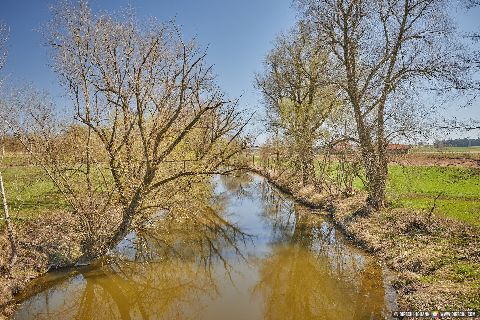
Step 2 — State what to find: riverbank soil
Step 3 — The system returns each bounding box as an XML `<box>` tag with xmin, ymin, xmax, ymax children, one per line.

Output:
<box><xmin>0</xmin><ymin>210</ymin><xmax>82</xmax><ymax>317</ymax></box>
<box><xmin>0</xmin><ymin>153</ymin><xmax>82</xmax><ymax>317</ymax></box>
<box><xmin>251</xmin><ymin>167</ymin><xmax>480</xmax><ymax>312</ymax></box>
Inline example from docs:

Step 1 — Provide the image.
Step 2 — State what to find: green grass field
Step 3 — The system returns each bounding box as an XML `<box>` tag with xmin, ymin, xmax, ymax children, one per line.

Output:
<box><xmin>387</xmin><ymin>165</ymin><xmax>480</xmax><ymax>227</ymax></box>
<box><xmin>1</xmin><ymin>154</ymin><xmax>74</xmax><ymax>224</ymax></box>
<box><xmin>350</xmin><ymin>164</ymin><xmax>480</xmax><ymax>227</ymax></box>
<box><xmin>1</xmin><ymin>164</ymin><xmax>65</xmax><ymax>221</ymax></box>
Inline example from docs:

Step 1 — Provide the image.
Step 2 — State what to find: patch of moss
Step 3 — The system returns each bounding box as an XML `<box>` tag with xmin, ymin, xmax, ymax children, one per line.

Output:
<box><xmin>450</xmin><ymin>263</ymin><xmax>480</xmax><ymax>282</ymax></box>
<box><xmin>419</xmin><ymin>274</ymin><xmax>437</xmax><ymax>284</ymax></box>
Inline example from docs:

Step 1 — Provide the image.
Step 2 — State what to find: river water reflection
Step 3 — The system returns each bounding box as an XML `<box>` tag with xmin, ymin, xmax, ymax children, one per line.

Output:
<box><xmin>14</xmin><ymin>173</ymin><xmax>392</xmax><ymax>320</ymax></box>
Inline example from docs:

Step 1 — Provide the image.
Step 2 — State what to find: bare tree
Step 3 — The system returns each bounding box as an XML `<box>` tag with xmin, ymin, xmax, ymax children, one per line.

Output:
<box><xmin>0</xmin><ymin>22</ymin><xmax>18</xmax><ymax>268</ymax></box>
<box><xmin>256</xmin><ymin>22</ymin><xmax>340</xmax><ymax>185</ymax></box>
<box><xmin>12</xmin><ymin>1</ymin><xmax>250</xmax><ymax>260</ymax></box>
<box><xmin>295</xmin><ymin>0</ymin><xmax>467</xmax><ymax>209</ymax></box>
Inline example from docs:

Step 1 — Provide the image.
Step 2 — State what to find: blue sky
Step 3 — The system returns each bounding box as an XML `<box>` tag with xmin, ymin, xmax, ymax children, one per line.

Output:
<box><xmin>0</xmin><ymin>0</ymin><xmax>296</xmax><ymax>125</ymax></box>
<box><xmin>0</xmin><ymin>0</ymin><xmax>479</xmax><ymax>140</ymax></box>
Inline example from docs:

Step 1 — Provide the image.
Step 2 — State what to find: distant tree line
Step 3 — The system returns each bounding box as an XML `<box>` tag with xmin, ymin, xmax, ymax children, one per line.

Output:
<box><xmin>434</xmin><ymin>138</ymin><xmax>480</xmax><ymax>148</ymax></box>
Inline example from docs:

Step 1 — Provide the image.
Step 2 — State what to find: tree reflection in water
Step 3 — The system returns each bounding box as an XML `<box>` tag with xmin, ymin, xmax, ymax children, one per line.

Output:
<box><xmin>15</xmin><ymin>191</ymin><xmax>250</xmax><ymax>320</ymax></box>
<box><xmin>14</xmin><ymin>173</ymin><xmax>389</xmax><ymax>320</ymax></box>
<box><xmin>254</xmin><ymin>179</ymin><xmax>387</xmax><ymax>320</ymax></box>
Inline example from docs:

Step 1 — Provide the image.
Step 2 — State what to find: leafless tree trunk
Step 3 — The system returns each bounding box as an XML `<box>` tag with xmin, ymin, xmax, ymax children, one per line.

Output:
<box><xmin>0</xmin><ymin>172</ymin><xmax>17</xmax><ymax>267</ymax></box>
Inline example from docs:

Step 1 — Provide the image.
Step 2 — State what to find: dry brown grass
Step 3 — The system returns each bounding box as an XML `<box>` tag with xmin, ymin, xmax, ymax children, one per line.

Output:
<box><xmin>333</xmin><ymin>195</ymin><xmax>480</xmax><ymax>310</ymax></box>
<box><xmin>0</xmin><ymin>210</ymin><xmax>84</xmax><ymax>317</ymax></box>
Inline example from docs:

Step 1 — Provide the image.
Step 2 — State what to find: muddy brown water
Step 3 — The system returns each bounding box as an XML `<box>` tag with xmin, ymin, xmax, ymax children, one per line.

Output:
<box><xmin>13</xmin><ymin>174</ymin><xmax>395</xmax><ymax>320</ymax></box>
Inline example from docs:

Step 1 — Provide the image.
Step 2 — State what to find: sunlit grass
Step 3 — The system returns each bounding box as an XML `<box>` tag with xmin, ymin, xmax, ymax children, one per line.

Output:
<box><xmin>391</xmin><ymin>198</ymin><xmax>480</xmax><ymax>227</ymax></box>
<box><xmin>1</xmin><ymin>165</ymin><xmax>66</xmax><ymax>221</ymax></box>
<box><xmin>0</xmin><ymin>153</ymin><xmax>110</xmax><ymax>222</ymax></box>
<box><xmin>387</xmin><ymin>165</ymin><xmax>480</xmax><ymax>198</ymax></box>
<box><xmin>252</xmin><ymin>154</ymin><xmax>480</xmax><ymax>226</ymax></box>
<box><xmin>387</xmin><ymin>165</ymin><xmax>480</xmax><ymax>227</ymax></box>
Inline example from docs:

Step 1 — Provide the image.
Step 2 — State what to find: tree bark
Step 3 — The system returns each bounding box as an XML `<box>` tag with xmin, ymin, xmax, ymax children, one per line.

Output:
<box><xmin>300</xmin><ymin>148</ymin><xmax>315</xmax><ymax>186</ymax></box>
<box><xmin>294</xmin><ymin>136</ymin><xmax>316</xmax><ymax>186</ymax></box>
<box><xmin>363</xmin><ymin>154</ymin><xmax>387</xmax><ymax>210</ymax></box>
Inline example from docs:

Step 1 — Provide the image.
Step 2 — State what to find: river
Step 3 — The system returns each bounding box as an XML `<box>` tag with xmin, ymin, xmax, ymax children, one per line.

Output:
<box><xmin>13</xmin><ymin>173</ymin><xmax>394</xmax><ymax>320</ymax></box>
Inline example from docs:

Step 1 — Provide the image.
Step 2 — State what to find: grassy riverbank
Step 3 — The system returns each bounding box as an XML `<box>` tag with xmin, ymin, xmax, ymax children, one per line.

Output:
<box><xmin>1</xmin><ymin>167</ymin><xmax>65</xmax><ymax>221</ymax></box>
<box><xmin>6</xmin><ymin>151</ymin><xmax>478</xmax><ymax>225</ymax></box>
<box><xmin>0</xmin><ymin>152</ymin><xmax>217</xmax><ymax>317</ymax></box>
<box><xmin>249</xmin><ymin>166</ymin><xmax>480</xmax><ymax>312</ymax></box>
<box><xmin>0</xmin><ymin>157</ymin><xmax>79</xmax><ymax>317</ymax></box>
<box><xmin>253</xmin><ymin>154</ymin><xmax>480</xmax><ymax>227</ymax></box>
<box><xmin>0</xmin><ymin>154</ymin><xmax>90</xmax><ymax>316</ymax></box>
